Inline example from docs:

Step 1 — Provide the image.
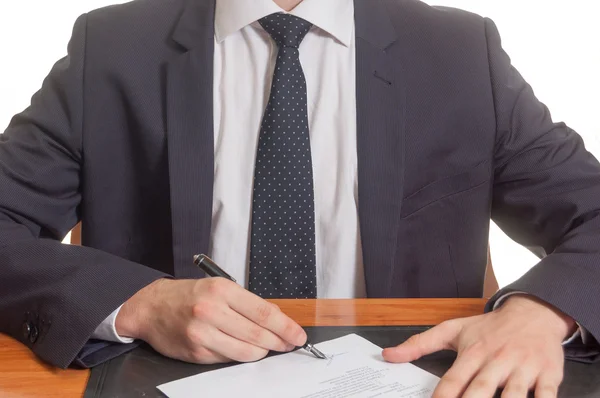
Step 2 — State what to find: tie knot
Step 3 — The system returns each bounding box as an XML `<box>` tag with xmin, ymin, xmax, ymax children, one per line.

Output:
<box><xmin>259</xmin><ymin>13</ymin><xmax>313</xmax><ymax>49</ymax></box>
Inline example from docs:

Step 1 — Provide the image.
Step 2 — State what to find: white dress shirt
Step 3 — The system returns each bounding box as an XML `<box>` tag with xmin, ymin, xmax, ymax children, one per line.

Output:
<box><xmin>210</xmin><ymin>0</ymin><xmax>364</xmax><ymax>297</ymax></box>
<box><xmin>93</xmin><ymin>0</ymin><xmax>365</xmax><ymax>343</ymax></box>
<box><xmin>92</xmin><ymin>0</ymin><xmax>584</xmax><ymax>345</ymax></box>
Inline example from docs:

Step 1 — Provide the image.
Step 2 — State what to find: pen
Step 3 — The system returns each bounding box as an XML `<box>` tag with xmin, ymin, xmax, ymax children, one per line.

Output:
<box><xmin>193</xmin><ymin>254</ymin><xmax>327</xmax><ymax>360</ymax></box>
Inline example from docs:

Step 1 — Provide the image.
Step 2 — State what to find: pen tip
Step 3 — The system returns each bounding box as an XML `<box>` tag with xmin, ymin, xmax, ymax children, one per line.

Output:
<box><xmin>306</xmin><ymin>344</ymin><xmax>327</xmax><ymax>359</ymax></box>
<box><xmin>193</xmin><ymin>254</ymin><xmax>200</xmax><ymax>264</ymax></box>
<box><xmin>314</xmin><ymin>349</ymin><xmax>327</xmax><ymax>359</ymax></box>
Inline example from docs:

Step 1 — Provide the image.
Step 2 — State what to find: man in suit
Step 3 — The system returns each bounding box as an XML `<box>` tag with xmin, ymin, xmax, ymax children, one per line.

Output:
<box><xmin>1</xmin><ymin>0</ymin><xmax>599</xmax><ymax>396</ymax></box>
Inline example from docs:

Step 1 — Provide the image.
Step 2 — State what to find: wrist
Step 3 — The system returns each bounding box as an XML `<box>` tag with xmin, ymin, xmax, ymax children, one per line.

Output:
<box><xmin>501</xmin><ymin>294</ymin><xmax>577</xmax><ymax>341</ymax></box>
<box><xmin>115</xmin><ymin>278</ymin><xmax>166</xmax><ymax>340</ymax></box>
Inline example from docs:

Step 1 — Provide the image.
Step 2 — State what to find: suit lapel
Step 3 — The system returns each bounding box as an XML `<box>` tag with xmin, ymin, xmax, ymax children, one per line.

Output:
<box><xmin>167</xmin><ymin>0</ymin><xmax>215</xmax><ymax>278</ymax></box>
<box><xmin>354</xmin><ymin>0</ymin><xmax>406</xmax><ymax>297</ymax></box>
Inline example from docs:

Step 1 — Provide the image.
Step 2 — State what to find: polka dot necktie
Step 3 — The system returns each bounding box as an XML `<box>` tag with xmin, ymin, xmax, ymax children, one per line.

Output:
<box><xmin>248</xmin><ymin>13</ymin><xmax>316</xmax><ymax>298</ymax></box>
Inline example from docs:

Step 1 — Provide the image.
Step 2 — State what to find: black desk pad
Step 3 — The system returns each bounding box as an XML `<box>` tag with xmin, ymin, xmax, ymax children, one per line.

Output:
<box><xmin>84</xmin><ymin>326</ymin><xmax>600</xmax><ymax>397</ymax></box>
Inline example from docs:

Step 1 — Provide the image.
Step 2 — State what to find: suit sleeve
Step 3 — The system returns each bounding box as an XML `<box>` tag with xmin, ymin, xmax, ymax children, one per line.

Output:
<box><xmin>0</xmin><ymin>14</ymin><xmax>167</xmax><ymax>369</ymax></box>
<box><xmin>483</xmin><ymin>18</ymin><xmax>600</xmax><ymax>362</ymax></box>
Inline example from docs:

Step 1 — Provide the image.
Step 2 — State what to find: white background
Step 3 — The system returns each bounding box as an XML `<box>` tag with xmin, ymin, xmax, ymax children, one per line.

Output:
<box><xmin>0</xmin><ymin>1</ymin><xmax>598</xmax><ymax>288</ymax></box>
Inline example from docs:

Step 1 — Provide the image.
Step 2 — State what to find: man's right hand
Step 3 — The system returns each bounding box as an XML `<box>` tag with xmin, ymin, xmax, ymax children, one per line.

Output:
<box><xmin>114</xmin><ymin>278</ymin><xmax>307</xmax><ymax>364</ymax></box>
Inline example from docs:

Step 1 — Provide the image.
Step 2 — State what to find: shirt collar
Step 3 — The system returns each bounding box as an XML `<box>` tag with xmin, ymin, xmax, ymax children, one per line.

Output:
<box><xmin>215</xmin><ymin>0</ymin><xmax>354</xmax><ymax>47</ymax></box>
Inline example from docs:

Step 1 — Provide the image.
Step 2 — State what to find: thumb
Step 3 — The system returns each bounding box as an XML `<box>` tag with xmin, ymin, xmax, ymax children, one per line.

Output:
<box><xmin>382</xmin><ymin>320</ymin><xmax>462</xmax><ymax>363</ymax></box>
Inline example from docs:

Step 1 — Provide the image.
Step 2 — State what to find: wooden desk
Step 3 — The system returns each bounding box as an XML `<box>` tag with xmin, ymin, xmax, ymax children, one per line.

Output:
<box><xmin>0</xmin><ymin>298</ymin><xmax>486</xmax><ymax>397</ymax></box>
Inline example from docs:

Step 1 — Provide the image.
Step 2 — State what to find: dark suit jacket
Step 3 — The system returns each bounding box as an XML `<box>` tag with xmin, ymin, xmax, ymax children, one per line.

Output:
<box><xmin>1</xmin><ymin>0</ymin><xmax>599</xmax><ymax>369</ymax></box>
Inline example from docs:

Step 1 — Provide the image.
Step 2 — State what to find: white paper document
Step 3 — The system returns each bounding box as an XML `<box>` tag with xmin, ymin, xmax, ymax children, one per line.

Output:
<box><xmin>158</xmin><ymin>334</ymin><xmax>440</xmax><ymax>397</ymax></box>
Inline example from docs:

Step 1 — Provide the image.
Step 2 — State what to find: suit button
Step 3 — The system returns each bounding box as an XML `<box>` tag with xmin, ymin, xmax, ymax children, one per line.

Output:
<box><xmin>21</xmin><ymin>321</ymin><xmax>39</xmax><ymax>344</ymax></box>
<box><xmin>29</xmin><ymin>325</ymin><xmax>39</xmax><ymax>343</ymax></box>
<box><xmin>22</xmin><ymin>322</ymin><xmax>31</xmax><ymax>340</ymax></box>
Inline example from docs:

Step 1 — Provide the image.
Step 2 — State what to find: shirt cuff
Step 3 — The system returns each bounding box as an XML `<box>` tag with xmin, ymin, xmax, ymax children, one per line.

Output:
<box><xmin>91</xmin><ymin>305</ymin><xmax>135</xmax><ymax>344</ymax></box>
<box><xmin>492</xmin><ymin>291</ymin><xmax>582</xmax><ymax>346</ymax></box>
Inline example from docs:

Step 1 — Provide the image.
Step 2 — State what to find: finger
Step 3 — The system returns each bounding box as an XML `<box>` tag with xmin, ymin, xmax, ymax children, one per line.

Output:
<box><xmin>461</xmin><ymin>352</ymin><xmax>522</xmax><ymax>398</ymax></box>
<box><xmin>534</xmin><ymin>370</ymin><xmax>562</xmax><ymax>398</ymax></box>
<box><xmin>227</xmin><ymin>286</ymin><xmax>306</xmax><ymax>347</ymax></box>
<box><xmin>501</xmin><ymin>369</ymin><xmax>537</xmax><ymax>398</ymax></box>
<box><xmin>431</xmin><ymin>345</ymin><xmax>489</xmax><ymax>398</ymax></box>
<box><xmin>502</xmin><ymin>358</ymin><xmax>562</xmax><ymax>398</ymax></box>
<box><xmin>383</xmin><ymin>320</ymin><xmax>461</xmax><ymax>363</ymax></box>
<box><xmin>210</xmin><ymin>305</ymin><xmax>295</xmax><ymax>352</ymax></box>
<box><xmin>189</xmin><ymin>323</ymin><xmax>269</xmax><ymax>363</ymax></box>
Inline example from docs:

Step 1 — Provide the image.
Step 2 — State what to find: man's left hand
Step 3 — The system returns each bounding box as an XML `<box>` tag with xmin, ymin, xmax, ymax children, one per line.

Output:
<box><xmin>382</xmin><ymin>295</ymin><xmax>577</xmax><ymax>398</ymax></box>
